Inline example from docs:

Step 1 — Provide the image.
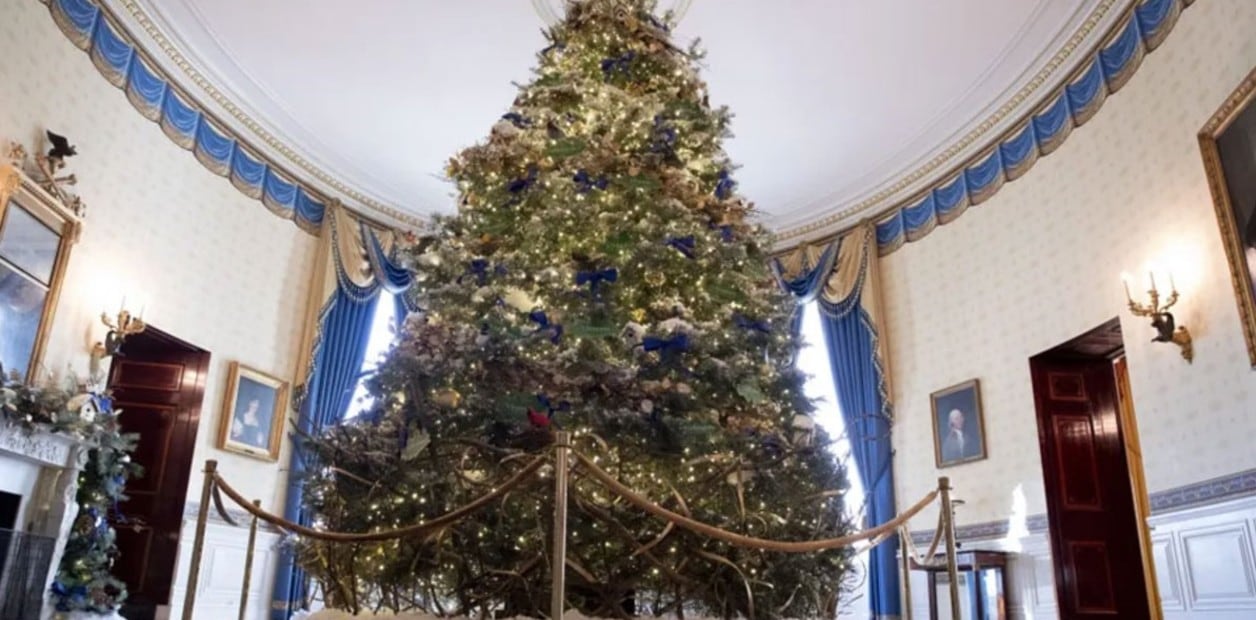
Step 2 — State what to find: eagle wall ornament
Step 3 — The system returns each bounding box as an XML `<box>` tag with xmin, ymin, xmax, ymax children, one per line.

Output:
<box><xmin>8</xmin><ymin>130</ymin><xmax>88</xmax><ymax>218</ymax></box>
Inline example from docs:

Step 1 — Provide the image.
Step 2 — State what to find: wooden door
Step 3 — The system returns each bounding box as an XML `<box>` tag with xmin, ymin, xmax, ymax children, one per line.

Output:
<box><xmin>1029</xmin><ymin>356</ymin><xmax>1150</xmax><ymax>618</ymax></box>
<box><xmin>107</xmin><ymin>329</ymin><xmax>209</xmax><ymax>611</ymax></box>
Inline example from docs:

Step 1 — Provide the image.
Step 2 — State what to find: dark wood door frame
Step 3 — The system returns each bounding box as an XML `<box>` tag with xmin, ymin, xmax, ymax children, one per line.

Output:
<box><xmin>1028</xmin><ymin>318</ymin><xmax>1160</xmax><ymax>619</ymax></box>
<box><xmin>107</xmin><ymin>326</ymin><xmax>210</xmax><ymax>617</ymax></box>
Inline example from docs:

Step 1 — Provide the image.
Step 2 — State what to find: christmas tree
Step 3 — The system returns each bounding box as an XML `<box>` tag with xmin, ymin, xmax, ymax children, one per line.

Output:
<box><xmin>299</xmin><ymin>1</ymin><xmax>855</xmax><ymax>616</ymax></box>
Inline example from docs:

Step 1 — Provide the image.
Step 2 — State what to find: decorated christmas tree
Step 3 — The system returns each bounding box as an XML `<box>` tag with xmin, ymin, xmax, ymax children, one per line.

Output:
<box><xmin>299</xmin><ymin>1</ymin><xmax>855</xmax><ymax>616</ymax></box>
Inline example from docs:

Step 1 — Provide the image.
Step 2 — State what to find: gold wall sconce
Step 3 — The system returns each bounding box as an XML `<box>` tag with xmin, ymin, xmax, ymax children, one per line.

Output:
<box><xmin>89</xmin><ymin>305</ymin><xmax>147</xmax><ymax>379</ymax></box>
<box><xmin>1123</xmin><ymin>272</ymin><xmax>1193</xmax><ymax>363</ymax></box>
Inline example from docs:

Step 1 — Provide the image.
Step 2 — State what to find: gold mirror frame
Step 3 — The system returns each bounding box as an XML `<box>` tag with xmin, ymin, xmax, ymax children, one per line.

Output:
<box><xmin>1198</xmin><ymin>66</ymin><xmax>1256</xmax><ymax>368</ymax></box>
<box><xmin>0</xmin><ymin>163</ymin><xmax>82</xmax><ymax>383</ymax></box>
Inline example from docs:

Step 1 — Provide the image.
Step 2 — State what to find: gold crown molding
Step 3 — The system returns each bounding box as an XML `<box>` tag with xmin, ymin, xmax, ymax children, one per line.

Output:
<box><xmin>773</xmin><ymin>0</ymin><xmax>1124</xmax><ymax>244</ymax></box>
<box><xmin>109</xmin><ymin>0</ymin><xmax>424</xmax><ymax>228</ymax></box>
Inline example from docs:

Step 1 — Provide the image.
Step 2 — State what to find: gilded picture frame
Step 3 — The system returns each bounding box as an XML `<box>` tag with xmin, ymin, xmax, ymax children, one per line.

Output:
<box><xmin>930</xmin><ymin>378</ymin><xmax>988</xmax><ymax>469</ymax></box>
<box><xmin>0</xmin><ymin>163</ymin><xmax>81</xmax><ymax>384</ymax></box>
<box><xmin>217</xmin><ymin>362</ymin><xmax>289</xmax><ymax>461</ymax></box>
<box><xmin>1199</xmin><ymin>65</ymin><xmax>1256</xmax><ymax>368</ymax></box>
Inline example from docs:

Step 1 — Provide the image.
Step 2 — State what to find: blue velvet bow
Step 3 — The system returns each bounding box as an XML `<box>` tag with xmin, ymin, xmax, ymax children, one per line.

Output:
<box><xmin>651</xmin><ymin>116</ymin><xmax>677</xmax><ymax>155</ymax></box>
<box><xmin>573</xmin><ymin>169</ymin><xmax>609</xmax><ymax>193</ymax></box>
<box><xmin>537</xmin><ymin>394</ymin><xmax>571</xmax><ymax>421</ymax></box>
<box><xmin>508</xmin><ymin>165</ymin><xmax>540</xmax><ymax>195</ymax></box>
<box><xmin>715</xmin><ymin>169</ymin><xmax>736</xmax><ymax>200</ymax></box>
<box><xmin>529</xmin><ymin>310</ymin><xmax>564</xmax><ymax>344</ymax></box>
<box><xmin>540</xmin><ymin>40</ymin><xmax>565</xmax><ymax>57</ymax></box>
<box><xmin>666</xmin><ymin>235</ymin><xmax>696</xmax><ymax>259</ymax></box>
<box><xmin>576</xmin><ymin>268</ymin><xmax>618</xmax><ymax>295</ymax></box>
<box><xmin>642</xmin><ymin>333</ymin><xmax>690</xmax><ymax>356</ymax></box>
<box><xmin>709</xmin><ymin>220</ymin><xmax>735</xmax><ymax>242</ymax></box>
<box><xmin>92</xmin><ymin>394</ymin><xmax>113</xmax><ymax>414</ymax></box>
<box><xmin>461</xmin><ymin>259</ymin><xmax>508</xmax><ymax>286</ymax></box>
<box><xmin>501</xmin><ymin>112</ymin><xmax>531</xmax><ymax>127</ymax></box>
<box><xmin>52</xmin><ymin>581</ymin><xmax>90</xmax><ymax>610</ymax></box>
<box><xmin>734</xmin><ymin>313</ymin><xmax>771</xmax><ymax>334</ymax></box>
<box><xmin>462</xmin><ymin>259</ymin><xmax>490</xmax><ymax>285</ymax></box>
<box><xmin>601</xmin><ymin>51</ymin><xmax>636</xmax><ymax>80</ymax></box>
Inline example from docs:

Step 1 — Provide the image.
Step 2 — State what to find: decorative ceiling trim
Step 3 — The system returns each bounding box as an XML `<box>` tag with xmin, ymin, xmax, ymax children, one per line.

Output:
<box><xmin>39</xmin><ymin>0</ymin><xmax>423</xmax><ymax>233</ymax></box>
<box><xmin>778</xmin><ymin>0</ymin><xmax>1190</xmax><ymax>255</ymax></box>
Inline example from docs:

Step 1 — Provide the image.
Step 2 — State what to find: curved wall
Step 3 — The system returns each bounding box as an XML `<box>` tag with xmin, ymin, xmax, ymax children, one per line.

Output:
<box><xmin>884</xmin><ymin>0</ymin><xmax>1256</xmax><ymax>577</ymax></box>
<box><xmin>0</xmin><ymin>0</ymin><xmax>315</xmax><ymax>614</ymax></box>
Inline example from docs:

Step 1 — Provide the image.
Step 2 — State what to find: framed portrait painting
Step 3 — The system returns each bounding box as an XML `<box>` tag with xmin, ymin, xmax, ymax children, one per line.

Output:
<box><xmin>217</xmin><ymin>362</ymin><xmax>288</xmax><ymax>461</ymax></box>
<box><xmin>1200</xmin><ymin>65</ymin><xmax>1256</xmax><ymax>367</ymax></box>
<box><xmin>931</xmin><ymin>379</ymin><xmax>987</xmax><ymax>468</ymax></box>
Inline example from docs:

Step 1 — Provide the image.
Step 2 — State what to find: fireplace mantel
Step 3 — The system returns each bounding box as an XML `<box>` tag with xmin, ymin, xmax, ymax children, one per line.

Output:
<box><xmin>0</xmin><ymin>421</ymin><xmax>91</xmax><ymax>619</ymax></box>
<box><xmin>0</xmin><ymin>421</ymin><xmax>82</xmax><ymax>469</ymax></box>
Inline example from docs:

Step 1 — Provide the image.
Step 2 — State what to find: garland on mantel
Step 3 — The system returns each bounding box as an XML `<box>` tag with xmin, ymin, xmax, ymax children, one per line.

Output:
<box><xmin>0</xmin><ymin>369</ymin><xmax>142</xmax><ymax>614</ymax></box>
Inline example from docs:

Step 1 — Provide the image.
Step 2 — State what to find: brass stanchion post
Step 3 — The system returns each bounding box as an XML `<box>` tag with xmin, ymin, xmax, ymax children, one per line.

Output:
<box><xmin>183</xmin><ymin>460</ymin><xmax>217</xmax><ymax>620</ymax></box>
<box><xmin>551</xmin><ymin>431</ymin><xmax>571</xmax><ymax>620</ymax></box>
<box><xmin>939</xmin><ymin>477</ymin><xmax>961</xmax><ymax>620</ymax></box>
<box><xmin>238</xmin><ymin>499</ymin><xmax>261</xmax><ymax>620</ymax></box>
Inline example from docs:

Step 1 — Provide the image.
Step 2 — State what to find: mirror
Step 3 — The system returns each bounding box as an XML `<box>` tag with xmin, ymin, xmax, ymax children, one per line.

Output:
<box><xmin>0</xmin><ymin>165</ymin><xmax>80</xmax><ymax>382</ymax></box>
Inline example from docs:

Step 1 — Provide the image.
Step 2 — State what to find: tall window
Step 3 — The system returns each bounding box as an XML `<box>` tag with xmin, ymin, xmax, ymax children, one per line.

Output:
<box><xmin>796</xmin><ymin>302</ymin><xmax>870</xmax><ymax>616</ymax></box>
<box><xmin>344</xmin><ymin>291</ymin><xmax>399</xmax><ymax>420</ymax></box>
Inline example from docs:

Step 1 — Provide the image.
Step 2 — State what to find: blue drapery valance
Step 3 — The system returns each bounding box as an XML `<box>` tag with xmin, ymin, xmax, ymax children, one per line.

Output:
<box><xmin>773</xmin><ymin>224</ymin><xmax>899</xmax><ymax>618</ymax></box>
<box><xmin>48</xmin><ymin>0</ymin><xmax>330</xmax><ymax>233</ymax></box>
<box><xmin>271</xmin><ymin>205</ymin><xmax>413</xmax><ymax>619</ymax></box>
<box><xmin>861</xmin><ymin>0</ymin><xmax>1187</xmax><ymax>256</ymax></box>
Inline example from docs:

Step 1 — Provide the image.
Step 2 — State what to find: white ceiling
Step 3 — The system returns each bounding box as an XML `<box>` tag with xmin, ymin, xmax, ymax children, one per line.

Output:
<box><xmin>137</xmin><ymin>0</ymin><xmax>1100</xmax><ymax>232</ymax></box>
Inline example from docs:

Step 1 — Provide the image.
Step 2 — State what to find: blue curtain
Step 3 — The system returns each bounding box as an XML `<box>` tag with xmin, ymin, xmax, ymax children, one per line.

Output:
<box><xmin>271</xmin><ymin>218</ymin><xmax>414</xmax><ymax>619</ymax></box>
<box><xmin>818</xmin><ymin>303</ymin><xmax>897</xmax><ymax>618</ymax></box>
<box><xmin>271</xmin><ymin>289</ymin><xmax>379</xmax><ymax>619</ymax></box>
<box><xmin>774</xmin><ymin>229</ymin><xmax>899</xmax><ymax>618</ymax></box>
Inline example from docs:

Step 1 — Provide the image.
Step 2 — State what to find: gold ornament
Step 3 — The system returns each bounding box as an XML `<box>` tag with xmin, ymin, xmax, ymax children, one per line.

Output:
<box><xmin>644</xmin><ymin>271</ymin><xmax>666</xmax><ymax>286</ymax></box>
<box><xmin>432</xmin><ymin>388</ymin><xmax>462</xmax><ymax>408</ymax></box>
<box><xmin>630</xmin><ymin>308</ymin><xmax>647</xmax><ymax>322</ymax></box>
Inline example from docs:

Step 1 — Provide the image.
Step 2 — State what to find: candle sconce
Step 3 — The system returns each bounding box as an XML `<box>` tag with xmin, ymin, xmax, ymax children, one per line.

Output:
<box><xmin>89</xmin><ymin>307</ymin><xmax>147</xmax><ymax>381</ymax></box>
<box><xmin>1123</xmin><ymin>273</ymin><xmax>1193</xmax><ymax>363</ymax></box>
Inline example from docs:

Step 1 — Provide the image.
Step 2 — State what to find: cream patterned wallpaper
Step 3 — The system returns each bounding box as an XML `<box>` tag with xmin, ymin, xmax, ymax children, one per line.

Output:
<box><xmin>0</xmin><ymin>0</ymin><xmax>317</xmax><ymax>508</ymax></box>
<box><xmin>884</xmin><ymin>0</ymin><xmax>1256</xmax><ymax>528</ymax></box>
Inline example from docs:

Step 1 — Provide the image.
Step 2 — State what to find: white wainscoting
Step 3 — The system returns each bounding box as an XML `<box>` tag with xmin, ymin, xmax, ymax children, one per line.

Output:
<box><xmin>900</xmin><ymin>495</ymin><xmax>1256</xmax><ymax>620</ymax></box>
<box><xmin>166</xmin><ymin>517</ymin><xmax>281</xmax><ymax>620</ymax></box>
<box><xmin>1151</xmin><ymin>495</ymin><xmax>1256</xmax><ymax>620</ymax></box>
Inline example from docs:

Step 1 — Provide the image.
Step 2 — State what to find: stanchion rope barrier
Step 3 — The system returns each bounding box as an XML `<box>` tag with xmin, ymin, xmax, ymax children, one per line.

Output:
<box><xmin>204</xmin><ymin>445</ymin><xmax>941</xmax><ymax>553</ymax></box>
<box><xmin>570</xmin><ymin>451</ymin><xmax>939</xmax><ymax>553</ymax></box>
<box><xmin>190</xmin><ymin>439</ymin><xmax>963</xmax><ymax>620</ymax></box>
<box><xmin>209</xmin><ymin>456</ymin><xmax>547</xmax><ymax>542</ymax></box>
